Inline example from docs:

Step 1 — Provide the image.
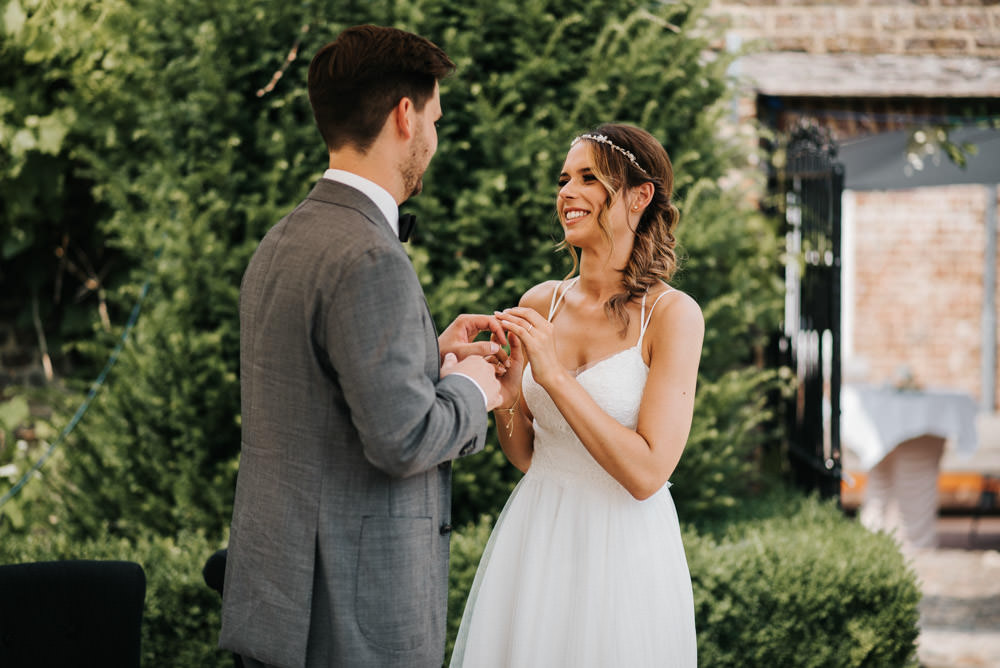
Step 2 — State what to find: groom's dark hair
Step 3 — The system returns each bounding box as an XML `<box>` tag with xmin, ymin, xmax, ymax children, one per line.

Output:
<box><xmin>308</xmin><ymin>25</ymin><xmax>455</xmax><ymax>154</ymax></box>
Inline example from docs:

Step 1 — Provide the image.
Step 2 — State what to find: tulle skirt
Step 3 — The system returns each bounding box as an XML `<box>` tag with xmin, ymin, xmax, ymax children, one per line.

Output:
<box><xmin>451</xmin><ymin>465</ymin><xmax>697</xmax><ymax>667</ymax></box>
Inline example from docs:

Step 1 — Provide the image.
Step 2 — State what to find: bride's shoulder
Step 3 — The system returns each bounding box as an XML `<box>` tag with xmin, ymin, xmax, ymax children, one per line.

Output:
<box><xmin>518</xmin><ymin>280</ymin><xmax>562</xmax><ymax>312</ymax></box>
<box><xmin>649</xmin><ymin>285</ymin><xmax>703</xmax><ymax>331</ymax></box>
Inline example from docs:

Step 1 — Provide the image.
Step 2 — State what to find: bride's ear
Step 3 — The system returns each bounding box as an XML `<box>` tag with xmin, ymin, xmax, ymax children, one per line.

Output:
<box><xmin>630</xmin><ymin>182</ymin><xmax>654</xmax><ymax>211</ymax></box>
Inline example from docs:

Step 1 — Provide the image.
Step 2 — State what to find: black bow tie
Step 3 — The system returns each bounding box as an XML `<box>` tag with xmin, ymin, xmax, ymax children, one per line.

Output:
<box><xmin>398</xmin><ymin>213</ymin><xmax>416</xmax><ymax>242</ymax></box>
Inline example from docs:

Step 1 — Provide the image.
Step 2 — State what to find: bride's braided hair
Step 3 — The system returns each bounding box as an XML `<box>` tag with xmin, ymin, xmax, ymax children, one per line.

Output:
<box><xmin>559</xmin><ymin>124</ymin><xmax>679</xmax><ymax>335</ymax></box>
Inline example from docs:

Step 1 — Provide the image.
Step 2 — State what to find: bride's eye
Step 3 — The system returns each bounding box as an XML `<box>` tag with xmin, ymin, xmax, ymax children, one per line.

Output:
<box><xmin>557</xmin><ymin>177</ymin><xmax>569</xmax><ymax>188</ymax></box>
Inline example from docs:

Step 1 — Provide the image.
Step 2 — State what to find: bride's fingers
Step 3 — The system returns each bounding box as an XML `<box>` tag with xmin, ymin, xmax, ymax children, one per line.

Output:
<box><xmin>499</xmin><ymin>319</ymin><xmax>543</xmax><ymax>351</ymax></box>
<box><xmin>494</xmin><ymin>311</ymin><xmax>535</xmax><ymax>335</ymax></box>
<box><xmin>497</xmin><ymin>317</ymin><xmax>533</xmax><ymax>339</ymax></box>
<box><xmin>500</xmin><ymin>307</ymin><xmax>547</xmax><ymax>329</ymax></box>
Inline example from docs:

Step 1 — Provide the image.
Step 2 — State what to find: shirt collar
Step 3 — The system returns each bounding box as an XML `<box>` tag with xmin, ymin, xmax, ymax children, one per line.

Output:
<box><xmin>322</xmin><ymin>169</ymin><xmax>399</xmax><ymax>236</ymax></box>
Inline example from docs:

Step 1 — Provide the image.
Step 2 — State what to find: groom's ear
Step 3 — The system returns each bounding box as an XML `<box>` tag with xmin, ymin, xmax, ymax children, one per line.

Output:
<box><xmin>389</xmin><ymin>97</ymin><xmax>416</xmax><ymax>141</ymax></box>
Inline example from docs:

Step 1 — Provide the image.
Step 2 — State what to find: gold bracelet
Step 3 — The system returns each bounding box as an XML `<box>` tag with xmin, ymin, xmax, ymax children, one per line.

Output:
<box><xmin>494</xmin><ymin>388</ymin><xmax>522</xmax><ymax>439</ymax></box>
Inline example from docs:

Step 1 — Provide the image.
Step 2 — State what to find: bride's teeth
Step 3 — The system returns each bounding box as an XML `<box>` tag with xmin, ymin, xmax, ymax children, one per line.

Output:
<box><xmin>565</xmin><ymin>210</ymin><xmax>587</xmax><ymax>220</ymax></box>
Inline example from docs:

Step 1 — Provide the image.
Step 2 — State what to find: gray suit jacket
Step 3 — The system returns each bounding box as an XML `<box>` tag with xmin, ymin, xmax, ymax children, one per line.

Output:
<box><xmin>220</xmin><ymin>180</ymin><xmax>487</xmax><ymax>667</ymax></box>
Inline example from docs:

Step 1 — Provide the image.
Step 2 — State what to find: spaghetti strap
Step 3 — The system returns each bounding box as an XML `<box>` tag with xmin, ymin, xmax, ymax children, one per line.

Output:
<box><xmin>547</xmin><ymin>277</ymin><xmax>579</xmax><ymax>321</ymax></box>
<box><xmin>637</xmin><ymin>288</ymin><xmax>674</xmax><ymax>348</ymax></box>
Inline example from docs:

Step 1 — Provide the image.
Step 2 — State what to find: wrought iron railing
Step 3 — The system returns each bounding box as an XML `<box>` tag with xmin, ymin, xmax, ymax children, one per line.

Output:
<box><xmin>770</xmin><ymin>124</ymin><xmax>844</xmax><ymax>500</ymax></box>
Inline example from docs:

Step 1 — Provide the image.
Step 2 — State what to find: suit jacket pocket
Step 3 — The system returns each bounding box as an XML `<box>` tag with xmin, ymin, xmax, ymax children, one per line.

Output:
<box><xmin>356</xmin><ymin>515</ymin><xmax>434</xmax><ymax>652</ymax></box>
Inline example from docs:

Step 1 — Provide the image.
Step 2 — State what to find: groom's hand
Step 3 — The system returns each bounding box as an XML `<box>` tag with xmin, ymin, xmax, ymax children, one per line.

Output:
<box><xmin>441</xmin><ymin>353</ymin><xmax>504</xmax><ymax>411</ymax></box>
<box><xmin>439</xmin><ymin>314</ymin><xmax>510</xmax><ymax>366</ymax></box>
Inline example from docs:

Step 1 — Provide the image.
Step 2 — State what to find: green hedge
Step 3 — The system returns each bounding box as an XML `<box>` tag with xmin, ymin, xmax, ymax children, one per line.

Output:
<box><xmin>1</xmin><ymin>0</ymin><xmax>781</xmax><ymax>541</ymax></box>
<box><xmin>689</xmin><ymin>492</ymin><xmax>921</xmax><ymax>667</ymax></box>
<box><xmin>447</xmin><ymin>490</ymin><xmax>921</xmax><ymax>667</ymax></box>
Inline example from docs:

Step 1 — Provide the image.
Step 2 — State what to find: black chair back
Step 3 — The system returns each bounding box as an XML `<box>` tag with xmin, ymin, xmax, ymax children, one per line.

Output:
<box><xmin>0</xmin><ymin>559</ymin><xmax>146</xmax><ymax>668</ymax></box>
<box><xmin>203</xmin><ymin>549</ymin><xmax>243</xmax><ymax>668</ymax></box>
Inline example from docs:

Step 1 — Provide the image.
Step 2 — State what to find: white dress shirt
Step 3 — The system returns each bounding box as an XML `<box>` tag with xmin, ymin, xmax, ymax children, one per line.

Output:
<box><xmin>323</xmin><ymin>169</ymin><xmax>399</xmax><ymax>237</ymax></box>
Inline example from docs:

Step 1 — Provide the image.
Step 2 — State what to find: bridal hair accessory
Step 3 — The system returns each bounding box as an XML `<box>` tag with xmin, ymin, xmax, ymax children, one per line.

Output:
<box><xmin>573</xmin><ymin>134</ymin><xmax>649</xmax><ymax>174</ymax></box>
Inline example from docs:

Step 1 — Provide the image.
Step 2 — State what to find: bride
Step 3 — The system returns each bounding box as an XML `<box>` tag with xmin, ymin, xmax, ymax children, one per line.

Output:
<box><xmin>451</xmin><ymin>124</ymin><xmax>703</xmax><ymax>667</ymax></box>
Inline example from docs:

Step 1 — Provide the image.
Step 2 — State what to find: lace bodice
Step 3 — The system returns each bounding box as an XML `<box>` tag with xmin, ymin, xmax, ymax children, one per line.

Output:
<box><xmin>521</xmin><ymin>280</ymin><xmax>670</xmax><ymax>492</ymax></box>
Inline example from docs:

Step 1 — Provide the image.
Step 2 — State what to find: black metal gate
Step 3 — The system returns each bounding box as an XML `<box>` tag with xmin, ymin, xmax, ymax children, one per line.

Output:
<box><xmin>771</xmin><ymin>125</ymin><xmax>844</xmax><ymax>500</ymax></box>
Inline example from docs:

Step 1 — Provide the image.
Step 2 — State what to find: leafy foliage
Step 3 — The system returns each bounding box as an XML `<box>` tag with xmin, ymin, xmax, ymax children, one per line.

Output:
<box><xmin>687</xmin><ymin>491</ymin><xmax>921</xmax><ymax>667</ymax></box>
<box><xmin>446</xmin><ymin>513</ymin><xmax>494</xmax><ymax>661</ymax></box>
<box><xmin>3</xmin><ymin>0</ymin><xmax>321</xmax><ymax>538</ymax></box>
<box><xmin>0</xmin><ymin>385</ymin><xmax>74</xmax><ymax>530</ymax></box>
<box><xmin>0</xmin><ymin>1</ymin><xmax>115</xmax><ymax>369</ymax></box>
<box><xmin>2</xmin><ymin>0</ymin><xmax>781</xmax><ymax>538</ymax></box>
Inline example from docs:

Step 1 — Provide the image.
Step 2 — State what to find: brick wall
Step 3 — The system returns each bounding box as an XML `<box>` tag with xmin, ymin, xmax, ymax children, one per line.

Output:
<box><xmin>708</xmin><ymin>0</ymin><xmax>1000</xmax><ymax>57</ymax></box>
<box><xmin>845</xmin><ymin>185</ymin><xmax>999</xmax><ymax>408</ymax></box>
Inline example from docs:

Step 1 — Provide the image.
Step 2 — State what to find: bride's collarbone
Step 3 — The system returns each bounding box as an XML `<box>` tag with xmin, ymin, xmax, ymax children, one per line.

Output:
<box><xmin>553</xmin><ymin>312</ymin><xmax>644</xmax><ymax>372</ymax></box>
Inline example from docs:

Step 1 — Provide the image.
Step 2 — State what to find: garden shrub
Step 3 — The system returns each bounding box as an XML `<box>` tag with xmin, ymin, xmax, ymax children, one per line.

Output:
<box><xmin>1</xmin><ymin>0</ymin><xmax>780</xmax><ymax>539</ymax></box>
<box><xmin>687</xmin><ymin>491</ymin><xmax>921</xmax><ymax>667</ymax></box>
<box><xmin>446</xmin><ymin>514</ymin><xmax>494</xmax><ymax>662</ymax></box>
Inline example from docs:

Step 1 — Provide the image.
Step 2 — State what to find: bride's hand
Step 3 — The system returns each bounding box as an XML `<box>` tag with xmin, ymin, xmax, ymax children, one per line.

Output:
<box><xmin>494</xmin><ymin>307</ymin><xmax>566</xmax><ymax>388</ymax></box>
<box><xmin>490</xmin><ymin>330</ymin><xmax>525</xmax><ymax>409</ymax></box>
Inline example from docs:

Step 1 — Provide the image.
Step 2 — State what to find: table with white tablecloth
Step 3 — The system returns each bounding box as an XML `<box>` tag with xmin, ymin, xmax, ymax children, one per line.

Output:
<box><xmin>841</xmin><ymin>384</ymin><xmax>979</xmax><ymax>549</ymax></box>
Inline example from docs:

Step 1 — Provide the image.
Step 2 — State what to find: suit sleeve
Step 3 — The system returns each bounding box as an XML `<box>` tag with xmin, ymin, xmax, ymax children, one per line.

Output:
<box><xmin>320</xmin><ymin>244</ymin><xmax>487</xmax><ymax>477</ymax></box>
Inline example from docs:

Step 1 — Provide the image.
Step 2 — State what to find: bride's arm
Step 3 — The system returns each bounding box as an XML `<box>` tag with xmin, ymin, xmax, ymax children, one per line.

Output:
<box><xmin>499</xmin><ymin>291</ymin><xmax>704</xmax><ymax>500</ymax></box>
<box><xmin>490</xmin><ymin>283</ymin><xmax>558</xmax><ymax>472</ymax></box>
<box><xmin>494</xmin><ymin>390</ymin><xmax>533</xmax><ymax>473</ymax></box>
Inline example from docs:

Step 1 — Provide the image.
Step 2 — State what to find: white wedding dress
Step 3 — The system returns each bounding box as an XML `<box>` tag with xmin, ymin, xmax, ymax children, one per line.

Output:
<box><xmin>451</xmin><ymin>281</ymin><xmax>697</xmax><ymax>667</ymax></box>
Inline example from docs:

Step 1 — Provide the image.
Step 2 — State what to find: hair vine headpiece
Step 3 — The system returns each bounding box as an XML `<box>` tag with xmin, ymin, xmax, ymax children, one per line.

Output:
<box><xmin>572</xmin><ymin>133</ymin><xmax>648</xmax><ymax>174</ymax></box>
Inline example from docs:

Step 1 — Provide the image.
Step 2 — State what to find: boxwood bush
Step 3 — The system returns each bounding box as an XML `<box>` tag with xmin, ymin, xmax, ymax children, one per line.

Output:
<box><xmin>689</xmin><ymin>491</ymin><xmax>921</xmax><ymax>667</ymax></box>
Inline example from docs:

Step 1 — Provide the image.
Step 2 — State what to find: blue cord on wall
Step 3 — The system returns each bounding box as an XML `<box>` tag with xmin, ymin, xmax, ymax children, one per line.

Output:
<box><xmin>0</xmin><ymin>275</ymin><xmax>155</xmax><ymax>509</ymax></box>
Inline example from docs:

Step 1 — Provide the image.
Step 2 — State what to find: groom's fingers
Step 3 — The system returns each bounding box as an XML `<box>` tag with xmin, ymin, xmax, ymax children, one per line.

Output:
<box><xmin>440</xmin><ymin>352</ymin><xmax>459</xmax><ymax>372</ymax></box>
<box><xmin>484</xmin><ymin>315</ymin><xmax>509</xmax><ymax>347</ymax></box>
<box><xmin>461</xmin><ymin>313</ymin><xmax>508</xmax><ymax>347</ymax></box>
<box><xmin>453</xmin><ymin>341</ymin><xmax>507</xmax><ymax>360</ymax></box>
<box><xmin>489</xmin><ymin>333</ymin><xmax>511</xmax><ymax>366</ymax></box>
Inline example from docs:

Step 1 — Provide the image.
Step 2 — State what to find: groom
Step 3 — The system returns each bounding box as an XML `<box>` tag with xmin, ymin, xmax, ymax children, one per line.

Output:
<box><xmin>220</xmin><ymin>25</ymin><xmax>504</xmax><ymax>667</ymax></box>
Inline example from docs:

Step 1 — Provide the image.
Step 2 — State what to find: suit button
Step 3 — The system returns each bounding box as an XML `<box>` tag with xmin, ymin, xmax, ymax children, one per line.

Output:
<box><xmin>439</xmin><ymin>524</ymin><xmax>452</xmax><ymax>535</ymax></box>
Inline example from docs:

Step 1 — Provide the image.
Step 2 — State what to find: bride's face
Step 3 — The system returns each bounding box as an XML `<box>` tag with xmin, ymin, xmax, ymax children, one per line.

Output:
<box><xmin>557</xmin><ymin>142</ymin><xmax>630</xmax><ymax>247</ymax></box>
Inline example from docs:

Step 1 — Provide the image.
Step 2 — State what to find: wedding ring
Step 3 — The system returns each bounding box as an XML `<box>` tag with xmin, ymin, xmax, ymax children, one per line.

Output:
<box><xmin>527</xmin><ymin>324</ymin><xmax>534</xmax><ymax>332</ymax></box>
